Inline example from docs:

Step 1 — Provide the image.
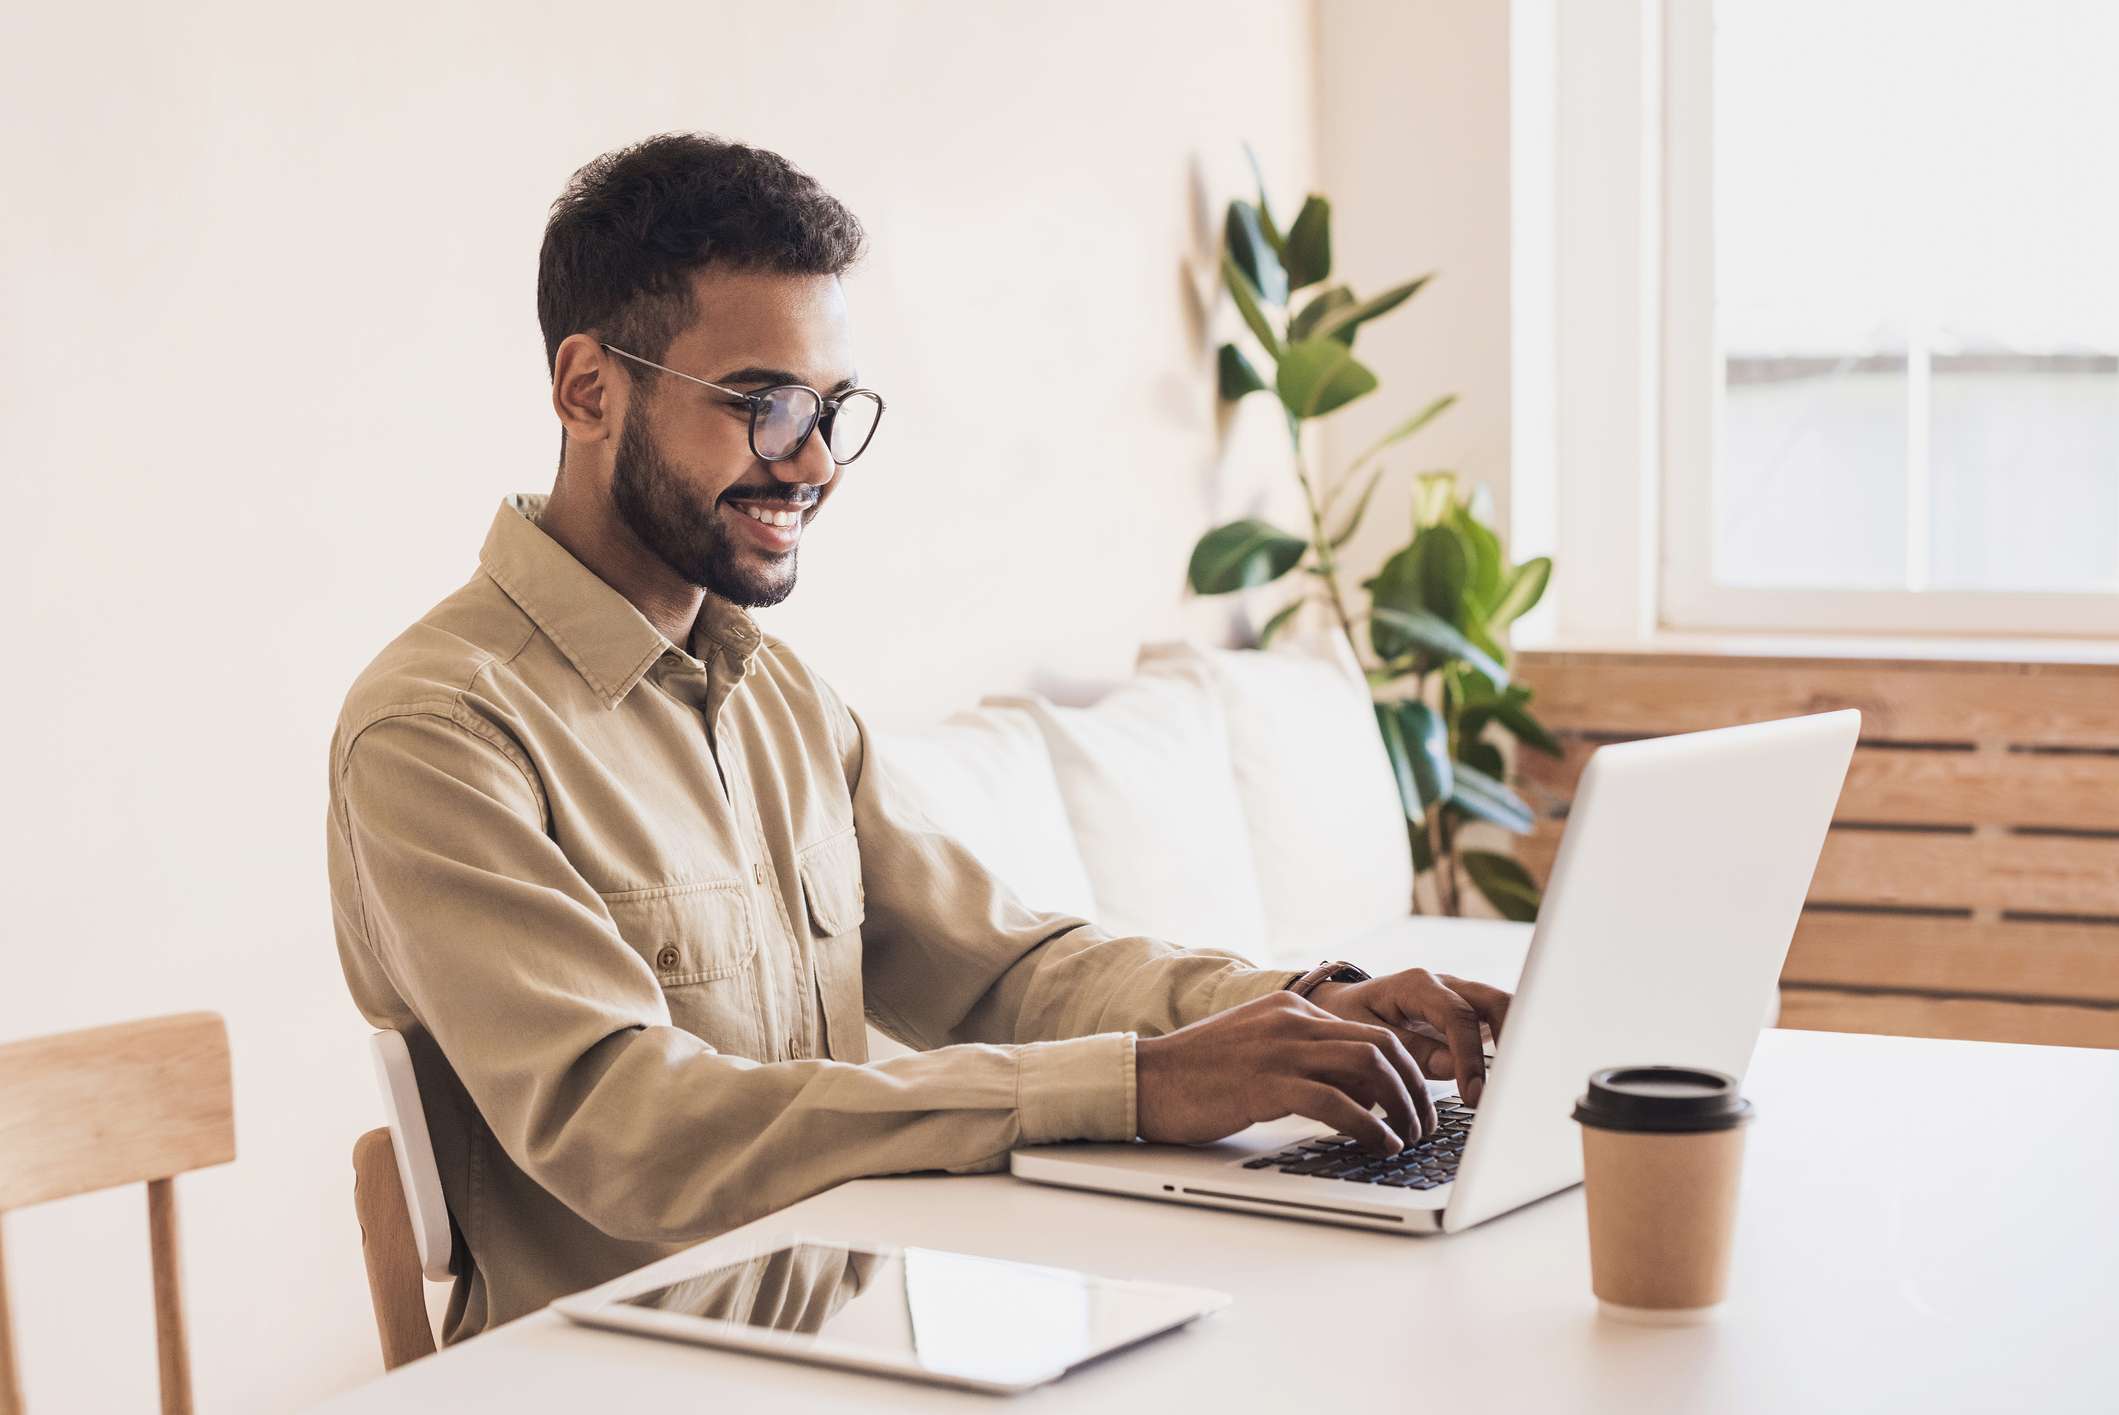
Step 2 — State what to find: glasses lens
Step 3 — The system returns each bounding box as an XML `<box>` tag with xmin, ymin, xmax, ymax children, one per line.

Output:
<box><xmin>825</xmin><ymin>391</ymin><xmax>883</xmax><ymax>463</ymax></box>
<box><xmin>752</xmin><ymin>386</ymin><xmax>822</xmax><ymax>460</ymax></box>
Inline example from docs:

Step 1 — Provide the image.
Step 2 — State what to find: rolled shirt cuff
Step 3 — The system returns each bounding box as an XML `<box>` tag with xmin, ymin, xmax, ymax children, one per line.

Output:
<box><xmin>1207</xmin><ymin>964</ymin><xmax>1309</xmax><ymax>1017</ymax></box>
<box><xmin>1016</xmin><ymin>1032</ymin><xmax>1137</xmax><ymax>1143</ymax></box>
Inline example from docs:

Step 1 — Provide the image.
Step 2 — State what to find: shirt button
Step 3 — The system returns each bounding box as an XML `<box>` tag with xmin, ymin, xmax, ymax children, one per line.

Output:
<box><xmin>754</xmin><ymin>862</ymin><xmax>766</xmax><ymax>886</ymax></box>
<box><xmin>655</xmin><ymin>945</ymin><xmax>680</xmax><ymax>971</ymax></box>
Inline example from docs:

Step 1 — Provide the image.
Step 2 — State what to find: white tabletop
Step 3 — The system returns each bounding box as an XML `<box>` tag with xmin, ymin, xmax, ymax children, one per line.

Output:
<box><xmin>314</xmin><ymin>921</ymin><xmax>2119</xmax><ymax>1413</ymax></box>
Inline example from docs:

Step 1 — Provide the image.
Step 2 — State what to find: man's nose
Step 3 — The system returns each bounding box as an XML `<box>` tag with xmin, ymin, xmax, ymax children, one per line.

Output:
<box><xmin>773</xmin><ymin>424</ymin><xmax>837</xmax><ymax>490</ymax></box>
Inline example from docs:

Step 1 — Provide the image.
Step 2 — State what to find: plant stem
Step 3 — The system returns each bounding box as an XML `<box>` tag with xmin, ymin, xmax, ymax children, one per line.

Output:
<box><xmin>1440</xmin><ymin>810</ymin><xmax>1463</xmax><ymax>916</ymax></box>
<box><xmin>1291</xmin><ymin>433</ymin><xmax>1364</xmax><ymax>665</ymax></box>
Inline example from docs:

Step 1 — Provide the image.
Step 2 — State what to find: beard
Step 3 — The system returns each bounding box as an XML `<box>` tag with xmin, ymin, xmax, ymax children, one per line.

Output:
<box><xmin>609</xmin><ymin>399</ymin><xmax>799</xmax><ymax>608</ymax></box>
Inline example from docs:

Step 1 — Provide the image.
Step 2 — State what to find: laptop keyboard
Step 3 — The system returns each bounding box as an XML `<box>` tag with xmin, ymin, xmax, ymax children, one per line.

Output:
<box><xmin>1237</xmin><ymin>1098</ymin><xmax>1476</xmax><ymax>1189</ymax></box>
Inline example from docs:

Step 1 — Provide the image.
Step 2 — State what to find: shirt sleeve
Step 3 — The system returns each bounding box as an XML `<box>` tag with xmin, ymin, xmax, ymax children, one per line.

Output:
<box><xmin>335</xmin><ymin>705</ymin><xmax>1149</xmax><ymax>1247</ymax></box>
<box><xmin>832</xmin><ymin>699</ymin><xmax>1300</xmax><ymax>1059</ymax></box>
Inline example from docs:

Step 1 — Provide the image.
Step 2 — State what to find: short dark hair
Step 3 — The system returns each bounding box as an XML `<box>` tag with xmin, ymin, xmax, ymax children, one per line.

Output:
<box><xmin>536</xmin><ymin>133</ymin><xmax>866</xmax><ymax>376</ymax></box>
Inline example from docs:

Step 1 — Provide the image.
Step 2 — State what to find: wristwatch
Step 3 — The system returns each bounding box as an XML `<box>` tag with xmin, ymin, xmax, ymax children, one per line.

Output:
<box><xmin>1286</xmin><ymin>959</ymin><xmax>1373</xmax><ymax>999</ymax></box>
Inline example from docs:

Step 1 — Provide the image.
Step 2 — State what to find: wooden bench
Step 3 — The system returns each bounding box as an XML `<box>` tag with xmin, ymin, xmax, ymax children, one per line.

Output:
<box><xmin>1514</xmin><ymin>648</ymin><xmax>2119</xmax><ymax>1049</ymax></box>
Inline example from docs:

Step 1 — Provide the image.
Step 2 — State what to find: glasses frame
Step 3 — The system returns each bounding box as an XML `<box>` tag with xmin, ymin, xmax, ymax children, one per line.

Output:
<box><xmin>599</xmin><ymin>343</ymin><xmax>886</xmax><ymax>465</ymax></box>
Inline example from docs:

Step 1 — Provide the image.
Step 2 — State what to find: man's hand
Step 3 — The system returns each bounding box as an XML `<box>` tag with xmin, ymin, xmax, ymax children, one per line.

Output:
<box><xmin>1134</xmin><ymin>992</ymin><xmax>1439</xmax><ymax>1155</ymax></box>
<box><xmin>1306</xmin><ymin>968</ymin><xmax>1510</xmax><ymax>1108</ymax></box>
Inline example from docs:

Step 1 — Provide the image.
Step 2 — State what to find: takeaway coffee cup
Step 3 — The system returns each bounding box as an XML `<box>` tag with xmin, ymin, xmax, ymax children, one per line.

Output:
<box><xmin>1572</xmin><ymin>1065</ymin><xmax>1753</xmax><ymax>1324</ymax></box>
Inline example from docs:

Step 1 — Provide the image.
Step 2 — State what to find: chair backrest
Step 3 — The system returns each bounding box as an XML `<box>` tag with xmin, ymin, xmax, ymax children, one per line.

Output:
<box><xmin>0</xmin><ymin>1012</ymin><xmax>236</xmax><ymax>1415</ymax></box>
<box><xmin>350</xmin><ymin>1128</ymin><xmax>437</xmax><ymax>1370</ymax></box>
<box><xmin>348</xmin><ymin>1030</ymin><xmax>454</xmax><ymax>1372</ymax></box>
<box><xmin>367</xmin><ymin>1031</ymin><xmax>452</xmax><ymax>1282</ymax></box>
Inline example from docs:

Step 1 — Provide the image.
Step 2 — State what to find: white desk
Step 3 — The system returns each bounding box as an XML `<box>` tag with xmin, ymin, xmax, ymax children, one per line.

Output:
<box><xmin>315</xmin><ymin>922</ymin><xmax>2119</xmax><ymax>1413</ymax></box>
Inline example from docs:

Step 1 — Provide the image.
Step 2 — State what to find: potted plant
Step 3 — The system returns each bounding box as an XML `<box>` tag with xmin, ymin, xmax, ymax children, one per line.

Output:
<box><xmin>1188</xmin><ymin>154</ymin><xmax>1558</xmax><ymax>920</ymax></box>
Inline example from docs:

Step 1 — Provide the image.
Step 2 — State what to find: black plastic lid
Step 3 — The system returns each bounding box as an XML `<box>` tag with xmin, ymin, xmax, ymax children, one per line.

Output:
<box><xmin>1572</xmin><ymin>1066</ymin><xmax>1753</xmax><ymax>1133</ymax></box>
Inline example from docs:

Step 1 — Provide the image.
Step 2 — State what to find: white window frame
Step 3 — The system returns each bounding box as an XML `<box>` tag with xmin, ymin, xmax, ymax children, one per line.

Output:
<box><xmin>1657</xmin><ymin>0</ymin><xmax>2119</xmax><ymax>638</ymax></box>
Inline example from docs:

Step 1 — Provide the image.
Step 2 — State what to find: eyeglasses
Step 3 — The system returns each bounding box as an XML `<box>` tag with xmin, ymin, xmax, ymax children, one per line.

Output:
<box><xmin>600</xmin><ymin>343</ymin><xmax>886</xmax><ymax>465</ymax></box>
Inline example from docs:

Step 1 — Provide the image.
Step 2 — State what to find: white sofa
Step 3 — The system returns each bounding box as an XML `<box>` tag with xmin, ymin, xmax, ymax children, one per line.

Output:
<box><xmin>873</xmin><ymin>637</ymin><xmax>1419</xmax><ymax>1003</ymax></box>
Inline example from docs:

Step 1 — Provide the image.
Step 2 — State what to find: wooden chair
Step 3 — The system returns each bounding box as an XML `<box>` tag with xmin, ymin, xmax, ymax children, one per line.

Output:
<box><xmin>0</xmin><ymin>1012</ymin><xmax>236</xmax><ymax>1415</ymax></box>
<box><xmin>350</xmin><ymin>1030</ymin><xmax>453</xmax><ymax>1370</ymax></box>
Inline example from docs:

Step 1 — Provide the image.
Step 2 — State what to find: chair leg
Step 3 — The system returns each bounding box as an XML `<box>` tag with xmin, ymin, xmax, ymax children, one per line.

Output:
<box><xmin>146</xmin><ymin>1179</ymin><xmax>194</xmax><ymax>1415</ymax></box>
<box><xmin>0</xmin><ymin>1217</ymin><xmax>23</xmax><ymax>1415</ymax></box>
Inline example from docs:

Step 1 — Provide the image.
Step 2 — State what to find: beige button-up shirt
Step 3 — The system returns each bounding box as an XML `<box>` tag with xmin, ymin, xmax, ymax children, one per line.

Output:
<box><xmin>327</xmin><ymin>495</ymin><xmax>1296</xmax><ymax>1340</ymax></box>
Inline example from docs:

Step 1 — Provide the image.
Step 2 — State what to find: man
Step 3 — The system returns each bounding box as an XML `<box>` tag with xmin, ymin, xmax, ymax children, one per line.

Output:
<box><xmin>327</xmin><ymin>133</ymin><xmax>1510</xmax><ymax>1342</ymax></box>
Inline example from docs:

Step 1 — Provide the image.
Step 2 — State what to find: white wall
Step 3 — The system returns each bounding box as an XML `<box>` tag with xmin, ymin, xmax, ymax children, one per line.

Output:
<box><xmin>1312</xmin><ymin>1</ymin><xmax>1520</xmax><ymax>593</ymax></box>
<box><xmin>0</xmin><ymin>2</ymin><xmax>1316</xmax><ymax>1408</ymax></box>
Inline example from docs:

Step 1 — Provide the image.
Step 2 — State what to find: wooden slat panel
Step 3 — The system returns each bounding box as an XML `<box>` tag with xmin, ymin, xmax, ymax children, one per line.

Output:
<box><xmin>1782</xmin><ymin>913</ymin><xmax>2119</xmax><ymax>1003</ymax></box>
<box><xmin>1519</xmin><ymin>652</ymin><xmax>2119</xmax><ymax>745</ymax></box>
<box><xmin>1778</xmin><ymin>986</ymin><xmax>2119</xmax><ymax>1049</ymax></box>
<box><xmin>1811</xmin><ymin>830</ymin><xmax>2119</xmax><ymax>916</ymax></box>
<box><xmin>1518</xmin><ymin>818</ymin><xmax>2119</xmax><ymax>916</ymax></box>
<box><xmin>1521</xmin><ymin>737</ymin><xmax>2119</xmax><ymax>831</ymax></box>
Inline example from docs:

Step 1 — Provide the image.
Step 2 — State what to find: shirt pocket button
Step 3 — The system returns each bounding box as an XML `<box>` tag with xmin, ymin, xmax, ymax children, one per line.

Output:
<box><xmin>655</xmin><ymin>944</ymin><xmax>681</xmax><ymax>971</ymax></box>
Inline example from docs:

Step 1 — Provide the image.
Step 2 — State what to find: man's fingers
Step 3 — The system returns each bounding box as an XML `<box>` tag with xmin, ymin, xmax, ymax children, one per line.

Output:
<box><xmin>1281</xmin><ymin>1080</ymin><xmax>1402</xmax><ymax>1155</ymax></box>
<box><xmin>1441</xmin><ymin>974</ymin><xmax>1511</xmax><ymax>1041</ymax></box>
<box><xmin>1431</xmin><ymin>988</ymin><xmax>1488</xmax><ymax>1107</ymax></box>
<box><xmin>1305</xmin><ymin>1040</ymin><xmax>1421</xmax><ymax>1145</ymax></box>
<box><xmin>1300</xmin><ymin>1020</ymin><xmax>1436</xmax><ymax>1139</ymax></box>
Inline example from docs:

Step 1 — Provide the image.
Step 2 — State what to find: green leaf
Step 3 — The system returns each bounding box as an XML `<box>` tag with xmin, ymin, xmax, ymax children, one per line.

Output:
<box><xmin>1290</xmin><ymin>286</ymin><xmax>1355</xmax><ymax>342</ymax></box>
<box><xmin>1284</xmin><ymin>196</ymin><xmax>1332</xmax><ymax>291</ymax></box>
<box><xmin>1460</xmin><ymin>850</ymin><xmax>1541</xmax><ymax>922</ymax></box>
<box><xmin>1457</xmin><ymin>737</ymin><xmax>1505</xmax><ymax>779</ymax></box>
<box><xmin>1490</xmin><ymin>556</ymin><xmax>1552</xmax><ymax>627</ymax></box>
<box><xmin>1451</xmin><ymin>505</ymin><xmax>1504</xmax><ymax>615</ymax></box>
<box><xmin>1218</xmin><ymin>343</ymin><xmax>1267</xmax><ymax>400</ymax></box>
<box><xmin>1276</xmin><ymin>338</ymin><xmax>1379</xmax><ymax>420</ymax></box>
<box><xmin>1373</xmin><ymin>701</ymin><xmax>1424</xmax><ymax>827</ymax></box>
<box><xmin>1241</xmin><ymin>141</ymin><xmax>1285</xmax><ymax>254</ymax></box>
<box><xmin>1374</xmin><ymin>700</ymin><xmax>1452</xmax><ymax>826</ymax></box>
<box><xmin>1327</xmin><ymin>464</ymin><xmax>1387</xmax><ymax>549</ymax></box>
<box><xmin>1412</xmin><ymin>470</ymin><xmax>1458</xmax><ymax>529</ymax></box>
<box><xmin>1367</xmin><ymin>529</ymin><xmax>1471</xmax><ymax>635</ymax></box>
<box><xmin>1225</xmin><ymin>201</ymin><xmax>1288</xmax><ymax>307</ymax></box>
<box><xmin>1408</xmin><ymin>816</ymin><xmax>1436</xmax><ymax>873</ymax></box>
<box><xmin>1256</xmin><ymin>598</ymin><xmax>1307</xmax><ymax>647</ymax></box>
<box><xmin>1221</xmin><ymin>254</ymin><xmax>1282</xmax><ymax>359</ymax></box>
<box><xmin>1348</xmin><ymin>394</ymin><xmax>1457</xmax><ymax>472</ymax></box>
<box><xmin>1187</xmin><ymin>519</ymin><xmax>1308</xmax><ymax>595</ymax></box>
<box><xmin>1310</xmin><ymin>274</ymin><xmax>1432</xmax><ymax>342</ymax></box>
<box><xmin>1384</xmin><ymin>699</ymin><xmax>1454</xmax><ymax>808</ymax></box>
<box><xmin>1365</xmin><ymin>607</ymin><xmax>1510</xmax><ymax>688</ymax></box>
<box><xmin>1448</xmin><ymin>763</ymin><xmax>1534</xmax><ymax>833</ymax></box>
<box><xmin>1407</xmin><ymin>527</ymin><xmax>1469</xmax><ymax>625</ymax></box>
<box><xmin>1497</xmin><ymin>699</ymin><xmax>1563</xmax><ymax>756</ymax></box>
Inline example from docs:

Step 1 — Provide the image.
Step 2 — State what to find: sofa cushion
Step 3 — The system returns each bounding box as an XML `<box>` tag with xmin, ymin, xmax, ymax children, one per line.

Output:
<box><xmin>1140</xmin><ymin>637</ymin><xmax>1412</xmax><ymax>953</ymax></box>
<box><xmin>871</xmin><ymin>707</ymin><xmax>1100</xmax><ymax>921</ymax></box>
<box><xmin>1008</xmin><ymin>668</ymin><xmax>1269</xmax><ymax>956</ymax></box>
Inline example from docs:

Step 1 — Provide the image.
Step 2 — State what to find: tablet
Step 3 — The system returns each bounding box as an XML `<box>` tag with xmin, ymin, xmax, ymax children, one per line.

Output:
<box><xmin>550</xmin><ymin>1236</ymin><xmax>1230</xmax><ymax>1394</ymax></box>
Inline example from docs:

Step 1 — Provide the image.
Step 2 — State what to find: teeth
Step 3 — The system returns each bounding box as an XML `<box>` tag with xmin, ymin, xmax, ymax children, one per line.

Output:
<box><xmin>737</xmin><ymin>505</ymin><xmax>803</xmax><ymax>528</ymax></box>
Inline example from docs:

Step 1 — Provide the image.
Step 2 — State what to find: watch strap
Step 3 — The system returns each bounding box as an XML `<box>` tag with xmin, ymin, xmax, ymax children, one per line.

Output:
<box><xmin>1286</xmin><ymin>959</ymin><xmax>1373</xmax><ymax>999</ymax></box>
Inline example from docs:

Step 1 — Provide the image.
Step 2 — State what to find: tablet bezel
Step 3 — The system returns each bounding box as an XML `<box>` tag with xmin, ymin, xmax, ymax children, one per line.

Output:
<box><xmin>548</xmin><ymin>1232</ymin><xmax>1230</xmax><ymax>1395</ymax></box>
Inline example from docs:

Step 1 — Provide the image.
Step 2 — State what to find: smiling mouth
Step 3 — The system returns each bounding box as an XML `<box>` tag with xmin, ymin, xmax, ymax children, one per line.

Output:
<box><xmin>731</xmin><ymin>502</ymin><xmax>805</xmax><ymax>528</ymax></box>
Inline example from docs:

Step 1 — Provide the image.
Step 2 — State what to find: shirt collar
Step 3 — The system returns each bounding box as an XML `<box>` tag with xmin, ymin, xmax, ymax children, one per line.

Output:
<box><xmin>478</xmin><ymin>493</ymin><xmax>761</xmax><ymax>708</ymax></box>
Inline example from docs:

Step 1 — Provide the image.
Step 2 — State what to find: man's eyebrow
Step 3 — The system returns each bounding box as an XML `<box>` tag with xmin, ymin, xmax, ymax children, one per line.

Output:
<box><xmin>714</xmin><ymin>365</ymin><xmax>860</xmax><ymax>394</ymax></box>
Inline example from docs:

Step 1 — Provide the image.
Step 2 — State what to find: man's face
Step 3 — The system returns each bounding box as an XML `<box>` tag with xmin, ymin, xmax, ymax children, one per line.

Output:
<box><xmin>610</xmin><ymin>268</ymin><xmax>856</xmax><ymax>608</ymax></box>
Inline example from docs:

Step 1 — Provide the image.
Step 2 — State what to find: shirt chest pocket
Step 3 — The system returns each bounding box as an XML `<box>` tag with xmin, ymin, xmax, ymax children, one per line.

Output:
<box><xmin>796</xmin><ymin>828</ymin><xmax>867</xmax><ymax>1064</ymax></box>
<box><xmin>603</xmin><ymin>881</ymin><xmax>765</xmax><ymax>1058</ymax></box>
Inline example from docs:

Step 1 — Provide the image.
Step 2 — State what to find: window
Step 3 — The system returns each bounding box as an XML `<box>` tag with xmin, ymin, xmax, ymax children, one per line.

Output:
<box><xmin>1660</xmin><ymin>0</ymin><xmax>2119</xmax><ymax>635</ymax></box>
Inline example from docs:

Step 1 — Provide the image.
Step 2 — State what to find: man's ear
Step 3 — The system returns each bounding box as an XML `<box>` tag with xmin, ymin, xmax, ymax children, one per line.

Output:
<box><xmin>552</xmin><ymin>333</ymin><xmax>621</xmax><ymax>445</ymax></box>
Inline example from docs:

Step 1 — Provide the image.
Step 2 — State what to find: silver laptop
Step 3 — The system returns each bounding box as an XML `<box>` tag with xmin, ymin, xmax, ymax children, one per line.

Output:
<box><xmin>1010</xmin><ymin>710</ymin><xmax>1860</xmax><ymax>1235</ymax></box>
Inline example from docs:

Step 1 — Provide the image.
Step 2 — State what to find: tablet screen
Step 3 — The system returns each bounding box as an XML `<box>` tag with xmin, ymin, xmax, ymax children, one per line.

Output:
<box><xmin>616</xmin><ymin>1242</ymin><xmax>1211</xmax><ymax>1386</ymax></box>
